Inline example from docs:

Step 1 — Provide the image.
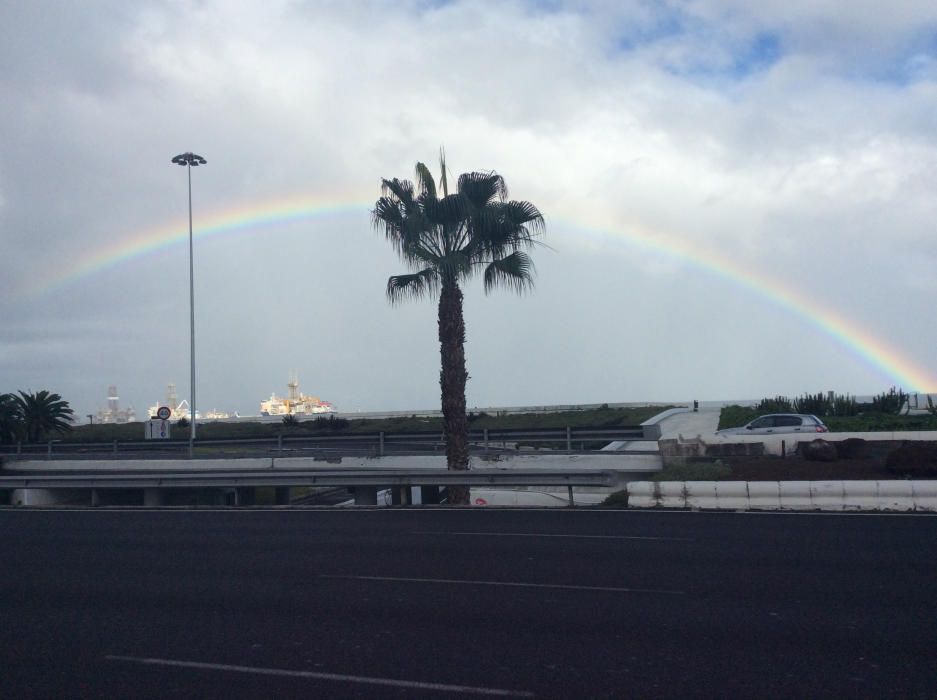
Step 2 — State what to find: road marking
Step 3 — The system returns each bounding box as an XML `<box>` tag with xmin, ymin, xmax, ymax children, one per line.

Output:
<box><xmin>104</xmin><ymin>655</ymin><xmax>533</xmax><ymax>697</ymax></box>
<box><xmin>319</xmin><ymin>574</ymin><xmax>685</xmax><ymax>595</ymax></box>
<box><xmin>413</xmin><ymin>531</ymin><xmax>693</xmax><ymax>541</ymax></box>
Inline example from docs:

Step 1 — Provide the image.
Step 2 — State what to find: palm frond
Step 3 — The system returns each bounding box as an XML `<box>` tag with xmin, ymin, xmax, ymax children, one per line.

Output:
<box><xmin>386</xmin><ymin>268</ymin><xmax>440</xmax><ymax>304</ymax></box>
<box><xmin>415</xmin><ymin>162</ymin><xmax>436</xmax><ymax>200</ymax></box>
<box><xmin>482</xmin><ymin>251</ymin><xmax>535</xmax><ymax>295</ymax></box>
<box><xmin>379</xmin><ymin>177</ymin><xmax>414</xmax><ymax>203</ymax></box>
<box><xmin>423</xmin><ymin>193</ymin><xmax>467</xmax><ymax>229</ymax></box>
<box><xmin>499</xmin><ymin>200</ymin><xmax>545</xmax><ymax>233</ymax></box>
<box><xmin>438</xmin><ymin>147</ymin><xmax>449</xmax><ymax>197</ymax></box>
<box><xmin>468</xmin><ymin>199</ymin><xmax>545</xmax><ymax>259</ymax></box>
<box><xmin>458</xmin><ymin>171</ymin><xmax>506</xmax><ymax>209</ymax></box>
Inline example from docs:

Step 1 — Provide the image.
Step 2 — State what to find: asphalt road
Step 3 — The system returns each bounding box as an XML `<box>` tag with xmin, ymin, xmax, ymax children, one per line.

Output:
<box><xmin>0</xmin><ymin>508</ymin><xmax>934</xmax><ymax>698</ymax></box>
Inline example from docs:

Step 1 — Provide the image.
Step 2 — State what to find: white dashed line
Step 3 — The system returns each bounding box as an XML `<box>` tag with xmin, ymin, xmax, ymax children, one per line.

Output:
<box><xmin>413</xmin><ymin>531</ymin><xmax>693</xmax><ymax>541</ymax></box>
<box><xmin>319</xmin><ymin>574</ymin><xmax>685</xmax><ymax>595</ymax></box>
<box><xmin>104</xmin><ymin>655</ymin><xmax>533</xmax><ymax>697</ymax></box>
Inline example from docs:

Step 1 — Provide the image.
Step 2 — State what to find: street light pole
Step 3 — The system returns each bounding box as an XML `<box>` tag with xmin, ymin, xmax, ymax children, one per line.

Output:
<box><xmin>171</xmin><ymin>152</ymin><xmax>206</xmax><ymax>458</ymax></box>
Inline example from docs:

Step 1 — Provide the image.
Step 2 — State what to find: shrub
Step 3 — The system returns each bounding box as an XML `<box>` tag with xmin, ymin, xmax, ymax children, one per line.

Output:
<box><xmin>756</xmin><ymin>396</ymin><xmax>793</xmax><ymax>413</ymax></box>
<box><xmin>602</xmin><ymin>490</ymin><xmax>629</xmax><ymax>506</ymax></box>
<box><xmin>825</xmin><ymin>414</ymin><xmax>937</xmax><ymax>432</ymax></box>
<box><xmin>793</xmin><ymin>392</ymin><xmax>832</xmax><ymax>416</ymax></box>
<box><xmin>718</xmin><ymin>405</ymin><xmax>758</xmax><ymax>430</ymax></box>
<box><xmin>311</xmin><ymin>415</ymin><xmax>349</xmax><ymax>431</ymax></box>
<box><xmin>830</xmin><ymin>394</ymin><xmax>859</xmax><ymax>417</ymax></box>
<box><xmin>872</xmin><ymin>387</ymin><xmax>909</xmax><ymax>415</ymax></box>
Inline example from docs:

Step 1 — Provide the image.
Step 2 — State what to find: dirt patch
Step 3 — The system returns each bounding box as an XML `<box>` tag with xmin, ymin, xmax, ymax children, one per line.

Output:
<box><xmin>724</xmin><ymin>456</ymin><xmax>895</xmax><ymax>481</ymax></box>
<box><xmin>715</xmin><ymin>438</ymin><xmax>937</xmax><ymax>481</ymax></box>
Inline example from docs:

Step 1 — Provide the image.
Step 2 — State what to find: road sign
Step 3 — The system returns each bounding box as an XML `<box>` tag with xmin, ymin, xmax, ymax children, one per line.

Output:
<box><xmin>156</xmin><ymin>406</ymin><xmax>172</xmax><ymax>420</ymax></box>
<box><xmin>145</xmin><ymin>419</ymin><xmax>171</xmax><ymax>440</ymax></box>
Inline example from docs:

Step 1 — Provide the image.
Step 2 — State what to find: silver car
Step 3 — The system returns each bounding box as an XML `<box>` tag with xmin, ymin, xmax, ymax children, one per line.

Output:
<box><xmin>717</xmin><ymin>413</ymin><xmax>829</xmax><ymax>436</ymax></box>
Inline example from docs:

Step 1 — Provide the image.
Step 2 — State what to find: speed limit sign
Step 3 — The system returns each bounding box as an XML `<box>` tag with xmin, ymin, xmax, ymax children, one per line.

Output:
<box><xmin>156</xmin><ymin>406</ymin><xmax>172</xmax><ymax>420</ymax></box>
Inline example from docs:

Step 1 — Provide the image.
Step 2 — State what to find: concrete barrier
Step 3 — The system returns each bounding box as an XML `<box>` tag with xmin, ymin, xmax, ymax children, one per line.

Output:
<box><xmin>746</xmin><ymin>482</ymin><xmax>780</xmax><ymax>510</ymax></box>
<box><xmin>627</xmin><ymin>481</ymin><xmax>657</xmax><ymax>508</ymax></box>
<box><xmin>658</xmin><ymin>482</ymin><xmax>686</xmax><ymax>508</ymax></box>
<box><xmin>811</xmin><ymin>481</ymin><xmax>845</xmax><ymax>511</ymax></box>
<box><xmin>913</xmin><ymin>481</ymin><xmax>937</xmax><ymax>511</ymax></box>
<box><xmin>685</xmin><ymin>481</ymin><xmax>716</xmax><ymax>509</ymax></box>
<box><xmin>625</xmin><ymin>480</ymin><xmax>937</xmax><ymax>512</ymax></box>
<box><xmin>878</xmin><ymin>481</ymin><xmax>913</xmax><ymax>511</ymax></box>
<box><xmin>842</xmin><ymin>481</ymin><xmax>877</xmax><ymax>511</ymax></box>
<box><xmin>715</xmin><ymin>481</ymin><xmax>749</xmax><ymax>510</ymax></box>
<box><xmin>778</xmin><ymin>481</ymin><xmax>812</xmax><ymax>511</ymax></box>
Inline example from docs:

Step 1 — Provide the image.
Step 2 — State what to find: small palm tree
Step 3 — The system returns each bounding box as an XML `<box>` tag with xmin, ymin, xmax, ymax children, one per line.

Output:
<box><xmin>12</xmin><ymin>390</ymin><xmax>74</xmax><ymax>443</ymax></box>
<box><xmin>373</xmin><ymin>154</ymin><xmax>544</xmax><ymax>503</ymax></box>
<box><xmin>0</xmin><ymin>393</ymin><xmax>22</xmax><ymax>444</ymax></box>
<box><xmin>282</xmin><ymin>414</ymin><xmax>300</xmax><ymax>427</ymax></box>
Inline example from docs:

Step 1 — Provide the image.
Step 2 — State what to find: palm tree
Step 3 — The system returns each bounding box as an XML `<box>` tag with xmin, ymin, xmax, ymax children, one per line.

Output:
<box><xmin>12</xmin><ymin>390</ymin><xmax>74</xmax><ymax>443</ymax></box>
<box><xmin>373</xmin><ymin>155</ymin><xmax>544</xmax><ymax>504</ymax></box>
<box><xmin>0</xmin><ymin>393</ymin><xmax>22</xmax><ymax>444</ymax></box>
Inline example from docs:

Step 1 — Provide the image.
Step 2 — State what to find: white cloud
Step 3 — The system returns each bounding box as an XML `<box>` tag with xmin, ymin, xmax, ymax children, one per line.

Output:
<box><xmin>1</xmin><ymin>0</ymin><xmax>936</xmax><ymax>416</ymax></box>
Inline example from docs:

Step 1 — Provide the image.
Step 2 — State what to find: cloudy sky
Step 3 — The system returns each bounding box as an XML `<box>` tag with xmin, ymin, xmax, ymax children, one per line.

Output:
<box><xmin>2</xmin><ymin>0</ymin><xmax>937</xmax><ymax>418</ymax></box>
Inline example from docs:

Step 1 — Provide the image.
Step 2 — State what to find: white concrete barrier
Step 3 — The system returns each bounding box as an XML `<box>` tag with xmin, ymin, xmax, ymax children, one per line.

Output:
<box><xmin>778</xmin><ymin>481</ymin><xmax>813</xmax><ymax>511</ymax></box>
<box><xmin>842</xmin><ymin>481</ymin><xmax>878</xmax><ymax>511</ymax></box>
<box><xmin>912</xmin><ymin>481</ymin><xmax>937</xmax><ymax>512</ymax></box>
<box><xmin>658</xmin><ymin>482</ymin><xmax>686</xmax><ymax>508</ymax></box>
<box><xmin>747</xmin><ymin>482</ymin><xmax>780</xmax><ymax>510</ymax></box>
<box><xmin>627</xmin><ymin>481</ymin><xmax>657</xmax><ymax>508</ymax></box>
<box><xmin>715</xmin><ymin>481</ymin><xmax>749</xmax><ymax>510</ymax></box>
<box><xmin>811</xmin><ymin>481</ymin><xmax>845</xmax><ymax>511</ymax></box>
<box><xmin>878</xmin><ymin>481</ymin><xmax>913</xmax><ymax>511</ymax></box>
<box><xmin>685</xmin><ymin>481</ymin><xmax>716</xmax><ymax>509</ymax></box>
<box><xmin>625</xmin><ymin>480</ymin><xmax>937</xmax><ymax>512</ymax></box>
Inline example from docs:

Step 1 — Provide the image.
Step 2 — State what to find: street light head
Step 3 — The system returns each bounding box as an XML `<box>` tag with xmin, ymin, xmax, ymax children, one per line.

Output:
<box><xmin>172</xmin><ymin>152</ymin><xmax>207</xmax><ymax>166</ymax></box>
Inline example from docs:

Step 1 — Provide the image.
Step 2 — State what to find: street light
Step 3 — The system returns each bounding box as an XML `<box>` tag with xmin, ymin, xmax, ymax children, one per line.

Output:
<box><xmin>171</xmin><ymin>152</ymin><xmax>206</xmax><ymax>457</ymax></box>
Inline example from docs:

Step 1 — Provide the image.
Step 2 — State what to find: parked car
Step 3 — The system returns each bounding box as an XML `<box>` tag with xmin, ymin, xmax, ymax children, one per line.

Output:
<box><xmin>716</xmin><ymin>413</ymin><xmax>829</xmax><ymax>436</ymax></box>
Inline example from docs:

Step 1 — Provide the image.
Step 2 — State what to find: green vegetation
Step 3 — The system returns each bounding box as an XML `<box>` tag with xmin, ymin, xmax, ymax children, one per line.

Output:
<box><xmin>65</xmin><ymin>405</ymin><xmax>666</xmax><ymax>443</ymax></box>
<box><xmin>0</xmin><ymin>390</ymin><xmax>74</xmax><ymax>444</ymax></box>
<box><xmin>718</xmin><ymin>405</ymin><xmax>759</xmax><ymax>431</ymax></box>
<box><xmin>372</xmin><ymin>153</ymin><xmax>545</xmax><ymax>504</ymax></box>
<box><xmin>719</xmin><ymin>386</ymin><xmax>930</xmax><ymax>432</ymax></box>
<box><xmin>871</xmin><ymin>387</ymin><xmax>909</xmax><ymax>415</ymax></box>
<box><xmin>824</xmin><ymin>414</ymin><xmax>937</xmax><ymax>432</ymax></box>
<box><xmin>602</xmin><ymin>490</ymin><xmax>629</xmax><ymax>506</ymax></box>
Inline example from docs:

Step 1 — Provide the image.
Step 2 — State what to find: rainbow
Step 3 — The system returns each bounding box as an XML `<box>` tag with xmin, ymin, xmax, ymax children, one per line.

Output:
<box><xmin>22</xmin><ymin>192</ymin><xmax>372</xmax><ymax>298</ymax></box>
<box><xmin>571</xmin><ymin>218</ymin><xmax>937</xmax><ymax>392</ymax></box>
<box><xmin>20</xmin><ymin>192</ymin><xmax>937</xmax><ymax>392</ymax></box>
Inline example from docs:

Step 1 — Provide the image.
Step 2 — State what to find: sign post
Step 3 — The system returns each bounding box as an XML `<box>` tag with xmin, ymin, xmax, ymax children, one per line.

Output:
<box><xmin>146</xmin><ymin>406</ymin><xmax>173</xmax><ymax>439</ymax></box>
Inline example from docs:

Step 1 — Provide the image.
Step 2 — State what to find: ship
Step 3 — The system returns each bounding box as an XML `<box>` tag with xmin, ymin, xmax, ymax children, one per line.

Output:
<box><xmin>260</xmin><ymin>373</ymin><xmax>335</xmax><ymax>416</ymax></box>
<box><xmin>147</xmin><ymin>384</ymin><xmax>196</xmax><ymax>420</ymax></box>
<box><xmin>147</xmin><ymin>384</ymin><xmax>234</xmax><ymax>421</ymax></box>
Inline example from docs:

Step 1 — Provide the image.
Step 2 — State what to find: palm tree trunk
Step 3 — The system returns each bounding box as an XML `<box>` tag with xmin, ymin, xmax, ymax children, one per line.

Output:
<box><xmin>438</xmin><ymin>278</ymin><xmax>470</xmax><ymax>504</ymax></box>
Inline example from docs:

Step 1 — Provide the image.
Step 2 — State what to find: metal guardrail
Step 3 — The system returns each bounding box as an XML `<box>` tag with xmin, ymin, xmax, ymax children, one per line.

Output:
<box><xmin>0</xmin><ymin>468</ymin><xmax>619</xmax><ymax>490</ymax></box>
<box><xmin>0</xmin><ymin>425</ymin><xmax>651</xmax><ymax>460</ymax></box>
